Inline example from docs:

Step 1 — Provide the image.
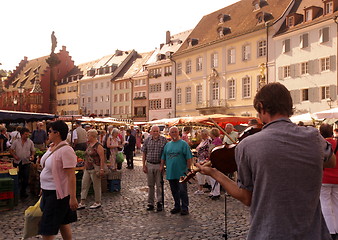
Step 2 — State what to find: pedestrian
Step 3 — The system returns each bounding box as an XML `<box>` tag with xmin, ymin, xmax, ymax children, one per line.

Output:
<box><xmin>222</xmin><ymin>123</ymin><xmax>238</xmax><ymax>145</ymax></box>
<box><xmin>124</xmin><ymin>129</ymin><xmax>136</xmax><ymax>169</ymax></box>
<box><xmin>160</xmin><ymin>126</ymin><xmax>193</xmax><ymax>215</ymax></box>
<box><xmin>207</xmin><ymin>128</ymin><xmax>223</xmax><ymax>200</ymax></box>
<box><xmin>73</xmin><ymin>121</ymin><xmax>87</xmax><ymax>151</ymax></box>
<box><xmin>107</xmin><ymin>128</ymin><xmax>123</xmax><ymax>171</ymax></box>
<box><xmin>194</xmin><ymin>129</ymin><xmax>211</xmax><ymax>195</ymax></box>
<box><xmin>0</xmin><ymin>126</ymin><xmax>9</xmax><ymax>152</ymax></box>
<box><xmin>39</xmin><ymin>120</ymin><xmax>78</xmax><ymax>239</ymax></box>
<box><xmin>9</xmin><ymin>127</ymin><xmax>35</xmax><ymax>198</ymax></box>
<box><xmin>196</xmin><ymin>82</ymin><xmax>336</xmax><ymax>239</ymax></box>
<box><xmin>319</xmin><ymin>123</ymin><xmax>338</xmax><ymax>240</ymax></box>
<box><xmin>78</xmin><ymin>129</ymin><xmax>106</xmax><ymax>210</ymax></box>
<box><xmin>9</xmin><ymin>125</ymin><xmax>22</xmax><ymax>145</ymax></box>
<box><xmin>135</xmin><ymin>128</ymin><xmax>142</xmax><ymax>153</ymax></box>
<box><xmin>142</xmin><ymin>125</ymin><xmax>167</xmax><ymax>211</ymax></box>
<box><xmin>31</xmin><ymin>122</ymin><xmax>48</xmax><ymax>150</ymax></box>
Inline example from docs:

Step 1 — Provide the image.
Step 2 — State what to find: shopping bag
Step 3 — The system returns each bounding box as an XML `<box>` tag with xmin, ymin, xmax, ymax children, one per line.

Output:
<box><xmin>116</xmin><ymin>152</ymin><xmax>124</xmax><ymax>164</ymax></box>
<box><xmin>22</xmin><ymin>197</ymin><xmax>42</xmax><ymax>239</ymax></box>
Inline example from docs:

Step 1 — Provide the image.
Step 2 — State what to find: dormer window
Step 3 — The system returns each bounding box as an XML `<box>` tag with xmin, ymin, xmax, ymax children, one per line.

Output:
<box><xmin>256</xmin><ymin>12</ymin><xmax>273</xmax><ymax>24</ymax></box>
<box><xmin>252</xmin><ymin>0</ymin><xmax>267</xmax><ymax>11</ymax></box>
<box><xmin>287</xmin><ymin>16</ymin><xmax>294</xmax><ymax>27</ymax></box>
<box><xmin>218</xmin><ymin>14</ymin><xmax>231</xmax><ymax>23</ymax></box>
<box><xmin>188</xmin><ymin>38</ymin><xmax>199</xmax><ymax>47</ymax></box>
<box><xmin>217</xmin><ymin>27</ymin><xmax>231</xmax><ymax>37</ymax></box>
<box><xmin>325</xmin><ymin>1</ymin><xmax>333</xmax><ymax>14</ymax></box>
<box><xmin>305</xmin><ymin>9</ymin><xmax>312</xmax><ymax>21</ymax></box>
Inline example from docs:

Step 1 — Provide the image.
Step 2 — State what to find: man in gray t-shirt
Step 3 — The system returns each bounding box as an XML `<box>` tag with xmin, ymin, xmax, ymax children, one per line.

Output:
<box><xmin>197</xmin><ymin>83</ymin><xmax>336</xmax><ymax>240</ymax></box>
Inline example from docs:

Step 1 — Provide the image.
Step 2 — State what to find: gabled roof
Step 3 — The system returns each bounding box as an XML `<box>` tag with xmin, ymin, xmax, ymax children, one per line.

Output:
<box><xmin>175</xmin><ymin>0</ymin><xmax>293</xmax><ymax>55</ymax></box>
<box><xmin>6</xmin><ymin>55</ymin><xmax>49</xmax><ymax>91</ymax></box>
<box><xmin>114</xmin><ymin>51</ymin><xmax>153</xmax><ymax>80</ymax></box>
<box><xmin>275</xmin><ymin>0</ymin><xmax>338</xmax><ymax>36</ymax></box>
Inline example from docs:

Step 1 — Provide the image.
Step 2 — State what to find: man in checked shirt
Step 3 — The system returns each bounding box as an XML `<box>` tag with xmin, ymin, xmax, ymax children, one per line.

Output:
<box><xmin>142</xmin><ymin>125</ymin><xmax>168</xmax><ymax>212</ymax></box>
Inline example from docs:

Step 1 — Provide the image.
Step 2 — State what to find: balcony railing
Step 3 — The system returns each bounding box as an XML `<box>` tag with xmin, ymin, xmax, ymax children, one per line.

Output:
<box><xmin>196</xmin><ymin>99</ymin><xmax>227</xmax><ymax>109</ymax></box>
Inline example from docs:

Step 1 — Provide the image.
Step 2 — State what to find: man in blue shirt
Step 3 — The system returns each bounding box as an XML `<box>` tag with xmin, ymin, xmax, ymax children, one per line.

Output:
<box><xmin>161</xmin><ymin>126</ymin><xmax>193</xmax><ymax>215</ymax></box>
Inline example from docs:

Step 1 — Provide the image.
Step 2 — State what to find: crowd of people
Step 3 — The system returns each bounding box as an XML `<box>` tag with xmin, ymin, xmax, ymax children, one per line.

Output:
<box><xmin>1</xmin><ymin>83</ymin><xmax>338</xmax><ymax>239</ymax></box>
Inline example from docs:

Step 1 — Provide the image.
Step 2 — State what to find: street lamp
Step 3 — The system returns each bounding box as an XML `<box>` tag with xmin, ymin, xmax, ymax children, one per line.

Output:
<box><xmin>17</xmin><ymin>86</ymin><xmax>25</xmax><ymax>111</ymax></box>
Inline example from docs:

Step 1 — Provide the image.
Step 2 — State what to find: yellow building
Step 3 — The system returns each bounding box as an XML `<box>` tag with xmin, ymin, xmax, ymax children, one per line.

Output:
<box><xmin>173</xmin><ymin>0</ymin><xmax>294</xmax><ymax>117</ymax></box>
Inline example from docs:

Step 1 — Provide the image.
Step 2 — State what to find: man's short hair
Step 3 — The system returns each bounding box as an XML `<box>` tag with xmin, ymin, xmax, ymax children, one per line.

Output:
<box><xmin>320</xmin><ymin>124</ymin><xmax>333</xmax><ymax>138</ymax></box>
<box><xmin>19</xmin><ymin>127</ymin><xmax>30</xmax><ymax>135</ymax></box>
<box><xmin>254</xmin><ymin>83</ymin><xmax>293</xmax><ymax>117</ymax></box>
<box><xmin>126</xmin><ymin>129</ymin><xmax>131</xmax><ymax>134</ymax></box>
<box><xmin>50</xmin><ymin>120</ymin><xmax>69</xmax><ymax>141</ymax></box>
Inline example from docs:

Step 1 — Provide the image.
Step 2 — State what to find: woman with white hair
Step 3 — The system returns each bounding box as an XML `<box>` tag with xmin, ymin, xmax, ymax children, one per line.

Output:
<box><xmin>107</xmin><ymin>128</ymin><xmax>123</xmax><ymax>170</ymax></box>
<box><xmin>194</xmin><ymin>129</ymin><xmax>211</xmax><ymax>194</ymax></box>
<box><xmin>78</xmin><ymin>129</ymin><xmax>106</xmax><ymax>209</ymax></box>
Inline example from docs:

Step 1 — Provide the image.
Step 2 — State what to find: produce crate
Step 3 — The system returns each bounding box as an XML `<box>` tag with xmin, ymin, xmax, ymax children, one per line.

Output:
<box><xmin>0</xmin><ymin>173</ymin><xmax>19</xmax><ymax>206</ymax></box>
<box><xmin>107</xmin><ymin>170</ymin><xmax>122</xmax><ymax>180</ymax></box>
<box><xmin>0</xmin><ymin>178</ymin><xmax>14</xmax><ymax>192</ymax></box>
<box><xmin>0</xmin><ymin>198</ymin><xmax>14</xmax><ymax>211</ymax></box>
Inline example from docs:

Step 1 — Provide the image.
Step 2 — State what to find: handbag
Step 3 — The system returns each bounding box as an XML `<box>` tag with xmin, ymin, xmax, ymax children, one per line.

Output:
<box><xmin>22</xmin><ymin>197</ymin><xmax>42</xmax><ymax>239</ymax></box>
<box><xmin>116</xmin><ymin>151</ymin><xmax>124</xmax><ymax>164</ymax></box>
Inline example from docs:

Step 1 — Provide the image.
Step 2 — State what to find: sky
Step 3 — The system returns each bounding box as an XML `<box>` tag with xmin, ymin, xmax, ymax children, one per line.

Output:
<box><xmin>0</xmin><ymin>0</ymin><xmax>239</xmax><ymax>71</ymax></box>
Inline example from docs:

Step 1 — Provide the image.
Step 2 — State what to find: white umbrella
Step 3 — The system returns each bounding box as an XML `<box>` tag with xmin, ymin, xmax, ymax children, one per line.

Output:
<box><xmin>313</xmin><ymin>108</ymin><xmax>338</xmax><ymax>119</ymax></box>
<box><xmin>290</xmin><ymin>113</ymin><xmax>316</xmax><ymax>124</ymax></box>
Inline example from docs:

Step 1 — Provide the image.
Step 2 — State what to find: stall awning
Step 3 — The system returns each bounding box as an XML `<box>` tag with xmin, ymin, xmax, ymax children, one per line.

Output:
<box><xmin>0</xmin><ymin>110</ymin><xmax>57</xmax><ymax>123</ymax></box>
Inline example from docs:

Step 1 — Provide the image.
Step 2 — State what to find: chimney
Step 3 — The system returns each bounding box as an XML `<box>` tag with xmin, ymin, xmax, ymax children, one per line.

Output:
<box><xmin>166</xmin><ymin>31</ymin><xmax>171</xmax><ymax>44</ymax></box>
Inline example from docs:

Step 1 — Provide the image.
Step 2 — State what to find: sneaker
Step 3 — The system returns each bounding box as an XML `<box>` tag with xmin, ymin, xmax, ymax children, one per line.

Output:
<box><xmin>146</xmin><ymin>205</ymin><xmax>154</xmax><ymax>211</ymax></box>
<box><xmin>170</xmin><ymin>208</ymin><xmax>181</xmax><ymax>214</ymax></box>
<box><xmin>89</xmin><ymin>203</ymin><xmax>101</xmax><ymax>209</ymax></box>
<box><xmin>77</xmin><ymin>203</ymin><xmax>86</xmax><ymax>210</ymax></box>
<box><xmin>156</xmin><ymin>202</ymin><xmax>163</xmax><ymax>212</ymax></box>
<box><xmin>194</xmin><ymin>190</ymin><xmax>204</xmax><ymax>195</ymax></box>
<box><xmin>180</xmin><ymin>209</ymin><xmax>189</xmax><ymax>215</ymax></box>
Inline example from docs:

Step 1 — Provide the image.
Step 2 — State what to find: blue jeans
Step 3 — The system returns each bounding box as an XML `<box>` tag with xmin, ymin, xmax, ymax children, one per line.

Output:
<box><xmin>169</xmin><ymin>179</ymin><xmax>189</xmax><ymax>211</ymax></box>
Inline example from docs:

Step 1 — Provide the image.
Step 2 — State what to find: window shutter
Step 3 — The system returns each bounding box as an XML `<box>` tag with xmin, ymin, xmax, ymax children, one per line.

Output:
<box><xmin>330</xmin><ymin>85</ymin><xmax>337</xmax><ymax>101</ymax></box>
<box><xmin>278</xmin><ymin>67</ymin><xmax>283</xmax><ymax>80</ymax></box>
<box><xmin>291</xmin><ymin>90</ymin><xmax>301</xmax><ymax>104</ymax></box>
<box><xmin>294</xmin><ymin>63</ymin><xmax>300</xmax><ymax>77</ymax></box>
<box><xmin>330</xmin><ymin>55</ymin><xmax>336</xmax><ymax>71</ymax></box>
<box><xmin>309</xmin><ymin>87</ymin><xmax>319</xmax><ymax>102</ymax></box>
<box><xmin>323</xmin><ymin>27</ymin><xmax>329</xmax><ymax>42</ymax></box>
<box><xmin>290</xmin><ymin>64</ymin><xmax>296</xmax><ymax>78</ymax></box>
<box><xmin>303</xmin><ymin>34</ymin><xmax>309</xmax><ymax>48</ymax></box>
<box><xmin>309</xmin><ymin>59</ymin><xmax>319</xmax><ymax>74</ymax></box>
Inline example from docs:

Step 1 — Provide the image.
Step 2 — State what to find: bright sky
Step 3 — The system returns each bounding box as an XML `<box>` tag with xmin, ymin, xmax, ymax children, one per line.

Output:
<box><xmin>0</xmin><ymin>0</ymin><xmax>239</xmax><ymax>71</ymax></box>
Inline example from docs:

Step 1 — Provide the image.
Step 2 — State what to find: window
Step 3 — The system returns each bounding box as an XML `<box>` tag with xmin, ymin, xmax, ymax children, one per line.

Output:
<box><xmin>125</xmin><ymin>106</ymin><xmax>129</xmax><ymax>114</ymax></box>
<box><xmin>94</xmin><ymin>96</ymin><xmax>97</xmax><ymax>103</ymax></box>
<box><xmin>228</xmin><ymin>79</ymin><xmax>235</xmax><ymax>99</ymax></box>
<box><xmin>196</xmin><ymin>57</ymin><xmax>203</xmax><ymax>71</ymax></box>
<box><xmin>149</xmin><ymin>99</ymin><xmax>161</xmax><ymax>110</ymax></box>
<box><xmin>125</xmin><ymin>93</ymin><xmax>129</xmax><ymax>101</ymax></box>
<box><xmin>287</xmin><ymin>16</ymin><xmax>294</xmax><ymax>27</ymax></box>
<box><xmin>95</xmin><ymin>83</ymin><xmax>98</xmax><ymax>89</ymax></box>
<box><xmin>134</xmin><ymin>91</ymin><xmax>146</xmax><ymax>98</ymax></box>
<box><xmin>82</xmin><ymin>97</ymin><xmax>85</xmax><ymax>106</ymax></box>
<box><xmin>211</xmin><ymin>53</ymin><xmax>218</xmax><ymax>68</ymax></box>
<box><xmin>325</xmin><ymin>1</ymin><xmax>333</xmax><ymax>14</ymax></box>
<box><xmin>242</xmin><ymin>45</ymin><xmax>251</xmax><ymax>61</ymax></box>
<box><xmin>100</xmin><ymin>82</ymin><xmax>104</xmax><ymax>88</ymax></box>
<box><xmin>120</xmin><ymin>82</ymin><xmax>124</xmax><ymax>89</ymax></box>
<box><xmin>320</xmin><ymin>27</ymin><xmax>330</xmax><ymax>43</ymax></box>
<box><xmin>186</xmin><ymin>87</ymin><xmax>192</xmax><ymax>103</ymax></box>
<box><xmin>177</xmin><ymin>63</ymin><xmax>182</xmax><ymax>75</ymax></box>
<box><xmin>165</xmin><ymin>82</ymin><xmax>172</xmax><ymax>91</ymax></box>
<box><xmin>321</xmin><ymin>57</ymin><xmax>330</xmax><ymax>71</ymax></box>
<box><xmin>115</xmin><ymin>83</ymin><xmax>119</xmax><ymax>90</ymax></box>
<box><xmin>106</xmin><ymin>95</ymin><xmax>110</xmax><ymax>101</ymax></box>
<box><xmin>119</xmin><ymin>106</ymin><xmax>124</xmax><ymax>114</ymax></box>
<box><xmin>134</xmin><ymin>79</ymin><xmax>146</xmax><ymax>86</ymax></box>
<box><xmin>300</xmin><ymin>33</ymin><xmax>309</xmax><ymax>48</ymax></box>
<box><xmin>164</xmin><ymin>98</ymin><xmax>172</xmax><ymax>109</ymax></box>
<box><xmin>164</xmin><ymin>66</ymin><xmax>172</xmax><ymax>76</ymax></box>
<box><xmin>305</xmin><ymin>9</ymin><xmax>312</xmax><ymax>22</ymax></box>
<box><xmin>283</xmin><ymin>39</ymin><xmax>291</xmax><ymax>53</ymax></box>
<box><xmin>126</xmin><ymin>81</ymin><xmax>130</xmax><ymax>89</ymax></box>
<box><xmin>228</xmin><ymin>48</ymin><xmax>236</xmax><ymax>64</ymax></box>
<box><xmin>196</xmin><ymin>85</ymin><xmax>202</xmax><ymax>104</ymax></box>
<box><xmin>242</xmin><ymin>77</ymin><xmax>251</xmax><ymax>98</ymax></box>
<box><xmin>114</xmin><ymin>94</ymin><xmax>118</xmax><ymax>102</ymax></box>
<box><xmin>283</xmin><ymin>66</ymin><xmax>291</xmax><ymax>78</ymax></box>
<box><xmin>321</xmin><ymin>86</ymin><xmax>330</xmax><ymax>99</ymax></box>
<box><xmin>106</xmin><ymin>109</ymin><xmax>110</xmax><ymax>115</ymax></box>
<box><xmin>120</xmin><ymin>94</ymin><xmax>124</xmax><ymax>102</ymax></box>
<box><xmin>301</xmin><ymin>62</ymin><xmax>309</xmax><ymax>75</ymax></box>
<box><xmin>87</xmin><ymin>97</ymin><xmax>91</xmax><ymax>103</ymax></box>
<box><xmin>149</xmin><ymin>68</ymin><xmax>162</xmax><ymax>78</ymax></box>
<box><xmin>186</xmin><ymin>60</ymin><xmax>192</xmax><ymax>74</ymax></box>
<box><xmin>100</xmin><ymin>109</ymin><xmax>103</xmax><ymax>115</ymax></box>
<box><xmin>212</xmin><ymin>82</ymin><xmax>219</xmax><ymax>100</ymax></box>
<box><xmin>150</xmin><ymin>83</ymin><xmax>161</xmax><ymax>93</ymax></box>
<box><xmin>114</xmin><ymin>106</ymin><xmax>117</xmax><ymax>115</ymax></box>
<box><xmin>302</xmin><ymin>89</ymin><xmax>309</xmax><ymax>101</ymax></box>
<box><xmin>257</xmin><ymin>40</ymin><xmax>266</xmax><ymax>57</ymax></box>
<box><xmin>177</xmin><ymin>88</ymin><xmax>182</xmax><ymax>104</ymax></box>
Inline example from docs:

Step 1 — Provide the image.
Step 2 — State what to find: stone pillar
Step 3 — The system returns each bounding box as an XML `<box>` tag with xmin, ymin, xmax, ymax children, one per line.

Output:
<box><xmin>46</xmin><ymin>53</ymin><xmax>60</xmax><ymax>114</ymax></box>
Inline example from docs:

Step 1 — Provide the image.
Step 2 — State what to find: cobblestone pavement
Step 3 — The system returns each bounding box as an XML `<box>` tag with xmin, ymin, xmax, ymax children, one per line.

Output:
<box><xmin>0</xmin><ymin>154</ymin><xmax>250</xmax><ymax>240</ymax></box>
